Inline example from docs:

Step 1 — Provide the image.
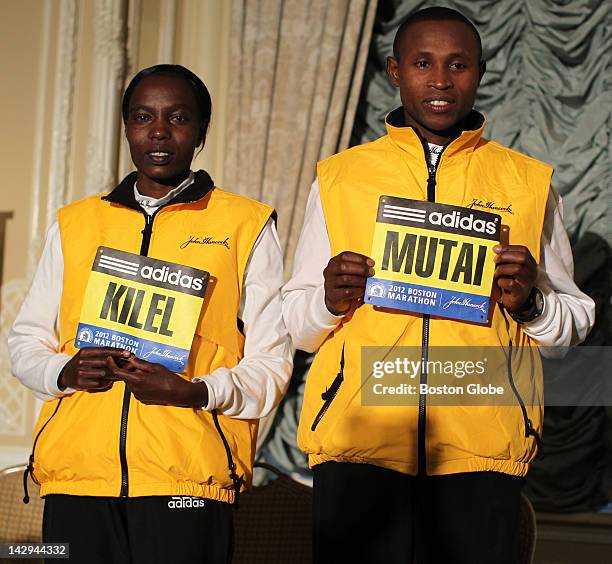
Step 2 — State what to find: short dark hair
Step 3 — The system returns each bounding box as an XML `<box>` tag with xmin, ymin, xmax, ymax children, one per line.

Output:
<box><xmin>122</xmin><ymin>64</ymin><xmax>212</xmax><ymax>146</ymax></box>
<box><xmin>392</xmin><ymin>7</ymin><xmax>482</xmax><ymax>61</ymax></box>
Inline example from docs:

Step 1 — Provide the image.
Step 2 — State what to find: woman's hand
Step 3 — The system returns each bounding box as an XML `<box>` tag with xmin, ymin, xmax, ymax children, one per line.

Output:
<box><xmin>106</xmin><ymin>356</ymin><xmax>208</xmax><ymax>407</ymax></box>
<box><xmin>59</xmin><ymin>347</ymin><xmax>132</xmax><ymax>392</ymax></box>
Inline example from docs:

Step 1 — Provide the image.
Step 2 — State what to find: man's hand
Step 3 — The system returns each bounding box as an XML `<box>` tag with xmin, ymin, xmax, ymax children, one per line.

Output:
<box><xmin>59</xmin><ymin>347</ymin><xmax>132</xmax><ymax>391</ymax></box>
<box><xmin>106</xmin><ymin>356</ymin><xmax>208</xmax><ymax>407</ymax></box>
<box><xmin>324</xmin><ymin>251</ymin><xmax>374</xmax><ymax>315</ymax></box>
<box><xmin>493</xmin><ymin>245</ymin><xmax>537</xmax><ymax>313</ymax></box>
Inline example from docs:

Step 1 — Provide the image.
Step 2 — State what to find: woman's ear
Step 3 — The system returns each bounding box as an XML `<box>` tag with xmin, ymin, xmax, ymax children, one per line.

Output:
<box><xmin>198</xmin><ymin>121</ymin><xmax>209</xmax><ymax>147</ymax></box>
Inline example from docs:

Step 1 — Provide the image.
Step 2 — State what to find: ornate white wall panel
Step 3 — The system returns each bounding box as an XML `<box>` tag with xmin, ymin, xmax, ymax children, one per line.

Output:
<box><xmin>117</xmin><ymin>0</ymin><xmax>142</xmax><ymax>179</ymax></box>
<box><xmin>45</xmin><ymin>0</ymin><xmax>80</xmax><ymax>232</ymax></box>
<box><xmin>84</xmin><ymin>0</ymin><xmax>129</xmax><ymax>196</ymax></box>
<box><xmin>0</xmin><ymin>281</ymin><xmax>29</xmax><ymax>437</ymax></box>
<box><xmin>27</xmin><ymin>0</ymin><xmax>53</xmax><ymax>277</ymax></box>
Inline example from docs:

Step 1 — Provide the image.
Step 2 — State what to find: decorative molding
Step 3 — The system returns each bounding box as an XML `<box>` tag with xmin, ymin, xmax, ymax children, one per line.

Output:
<box><xmin>125</xmin><ymin>0</ymin><xmax>141</xmax><ymax>73</ymax></box>
<box><xmin>117</xmin><ymin>0</ymin><xmax>141</xmax><ymax>179</ymax></box>
<box><xmin>84</xmin><ymin>0</ymin><xmax>129</xmax><ymax>196</ymax></box>
<box><xmin>27</xmin><ymin>0</ymin><xmax>53</xmax><ymax>277</ymax></box>
<box><xmin>45</xmin><ymin>0</ymin><xmax>79</xmax><ymax>231</ymax></box>
<box><xmin>0</xmin><ymin>212</ymin><xmax>14</xmax><ymax>293</ymax></box>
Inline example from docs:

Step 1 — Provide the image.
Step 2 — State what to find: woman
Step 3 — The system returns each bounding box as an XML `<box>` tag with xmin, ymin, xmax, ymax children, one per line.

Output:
<box><xmin>10</xmin><ymin>64</ymin><xmax>292</xmax><ymax>563</ymax></box>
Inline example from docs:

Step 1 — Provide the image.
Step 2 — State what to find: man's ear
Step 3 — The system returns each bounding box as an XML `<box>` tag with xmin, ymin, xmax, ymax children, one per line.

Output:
<box><xmin>386</xmin><ymin>56</ymin><xmax>400</xmax><ymax>87</ymax></box>
<box><xmin>478</xmin><ymin>60</ymin><xmax>486</xmax><ymax>82</ymax></box>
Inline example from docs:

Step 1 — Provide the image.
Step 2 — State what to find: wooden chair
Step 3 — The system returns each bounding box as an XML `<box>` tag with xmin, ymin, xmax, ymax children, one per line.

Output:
<box><xmin>0</xmin><ymin>465</ymin><xmax>43</xmax><ymax>545</ymax></box>
<box><xmin>519</xmin><ymin>493</ymin><xmax>537</xmax><ymax>564</ymax></box>
<box><xmin>0</xmin><ymin>464</ymin><xmax>43</xmax><ymax>564</ymax></box>
<box><xmin>232</xmin><ymin>463</ymin><xmax>312</xmax><ymax>563</ymax></box>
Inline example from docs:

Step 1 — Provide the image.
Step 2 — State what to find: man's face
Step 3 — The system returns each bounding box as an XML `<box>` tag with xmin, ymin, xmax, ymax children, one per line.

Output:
<box><xmin>387</xmin><ymin>19</ymin><xmax>484</xmax><ymax>145</ymax></box>
<box><xmin>125</xmin><ymin>74</ymin><xmax>203</xmax><ymax>193</ymax></box>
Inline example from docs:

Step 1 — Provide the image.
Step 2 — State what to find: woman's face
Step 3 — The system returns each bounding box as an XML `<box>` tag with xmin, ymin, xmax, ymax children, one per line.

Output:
<box><xmin>125</xmin><ymin>74</ymin><xmax>203</xmax><ymax>194</ymax></box>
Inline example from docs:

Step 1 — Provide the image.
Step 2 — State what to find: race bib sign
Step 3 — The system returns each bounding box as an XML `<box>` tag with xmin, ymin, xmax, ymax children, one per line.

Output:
<box><xmin>364</xmin><ymin>196</ymin><xmax>500</xmax><ymax>323</ymax></box>
<box><xmin>75</xmin><ymin>247</ymin><xmax>209</xmax><ymax>372</ymax></box>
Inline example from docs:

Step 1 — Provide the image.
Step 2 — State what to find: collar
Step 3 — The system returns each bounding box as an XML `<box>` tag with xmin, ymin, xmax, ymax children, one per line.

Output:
<box><xmin>134</xmin><ymin>171</ymin><xmax>195</xmax><ymax>211</ymax></box>
<box><xmin>102</xmin><ymin>169</ymin><xmax>214</xmax><ymax>211</ymax></box>
<box><xmin>385</xmin><ymin>107</ymin><xmax>485</xmax><ymax>161</ymax></box>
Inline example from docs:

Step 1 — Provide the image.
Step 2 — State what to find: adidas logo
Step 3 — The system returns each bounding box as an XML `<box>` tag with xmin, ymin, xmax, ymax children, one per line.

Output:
<box><xmin>167</xmin><ymin>496</ymin><xmax>206</xmax><ymax>509</ymax></box>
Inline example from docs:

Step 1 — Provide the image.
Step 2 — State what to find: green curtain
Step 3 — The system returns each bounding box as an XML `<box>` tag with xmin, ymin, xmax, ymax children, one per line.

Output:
<box><xmin>260</xmin><ymin>0</ymin><xmax>612</xmax><ymax>510</ymax></box>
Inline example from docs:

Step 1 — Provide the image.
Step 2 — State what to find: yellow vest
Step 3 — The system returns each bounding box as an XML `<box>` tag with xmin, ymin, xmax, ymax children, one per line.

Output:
<box><xmin>298</xmin><ymin>110</ymin><xmax>552</xmax><ymax>477</ymax></box>
<box><xmin>31</xmin><ymin>172</ymin><xmax>273</xmax><ymax>503</ymax></box>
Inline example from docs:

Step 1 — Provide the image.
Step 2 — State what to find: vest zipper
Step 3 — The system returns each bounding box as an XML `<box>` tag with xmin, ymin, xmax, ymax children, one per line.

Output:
<box><xmin>418</xmin><ymin>315</ymin><xmax>430</xmax><ymax>475</ymax></box>
<box><xmin>118</xmin><ymin>388</ymin><xmax>131</xmax><ymax>497</ymax></box>
<box><xmin>311</xmin><ymin>346</ymin><xmax>345</xmax><ymax>431</ymax></box>
<box><xmin>418</xmin><ymin>142</ymin><xmax>446</xmax><ymax>476</ymax></box>
<box><xmin>141</xmin><ymin>204</ymin><xmax>241</xmax><ymax>504</ymax></box>
<box><xmin>140</xmin><ymin>212</ymin><xmax>154</xmax><ymax>255</ymax></box>
<box><xmin>22</xmin><ymin>398</ymin><xmax>63</xmax><ymax>503</ymax></box>
<box><xmin>119</xmin><ymin>211</ymin><xmax>155</xmax><ymax>497</ymax></box>
<box><xmin>506</xmin><ymin>340</ymin><xmax>543</xmax><ymax>453</ymax></box>
<box><xmin>118</xmin><ymin>202</ymin><xmax>241</xmax><ymax>501</ymax></box>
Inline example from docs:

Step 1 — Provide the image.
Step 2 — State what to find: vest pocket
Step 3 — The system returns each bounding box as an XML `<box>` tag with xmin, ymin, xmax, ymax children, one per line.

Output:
<box><xmin>23</xmin><ymin>398</ymin><xmax>64</xmax><ymax>502</ymax></box>
<box><xmin>506</xmin><ymin>340</ymin><xmax>543</xmax><ymax>453</ymax></box>
<box><xmin>311</xmin><ymin>346</ymin><xmax>345</xmax><ymax>431</ymax></box>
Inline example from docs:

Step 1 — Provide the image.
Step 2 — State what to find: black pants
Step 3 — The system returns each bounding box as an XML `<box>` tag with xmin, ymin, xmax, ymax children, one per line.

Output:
<box><xmin>43</xmin><ymin>495</ymin><xmax>232</xmax><ymax>564</ymax></box>
<box><xmin>313</xmin><ymin>462</ymin><xmax>523</xmax><ymax>564</ymax></box>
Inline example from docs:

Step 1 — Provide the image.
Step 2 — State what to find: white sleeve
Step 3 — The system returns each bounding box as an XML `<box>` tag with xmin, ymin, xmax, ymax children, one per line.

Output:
<box><xmin>522</xmin><ymin>189</ymin><xmax>596</xmax><ymax>356</ymax></box>
<box><xmin>9</xmin><ymin>223</ymin><xmax>74</xmax><ymax>400</ymax></box>
<box><xmin>196</xmin><ymin>219</ymin><xmax>293</xmax><ymax>419</ymax></box>
<box><xmin>281</xmin><ymin>179</ymin><xmax>343</xmax><ymax>353</ymax></box>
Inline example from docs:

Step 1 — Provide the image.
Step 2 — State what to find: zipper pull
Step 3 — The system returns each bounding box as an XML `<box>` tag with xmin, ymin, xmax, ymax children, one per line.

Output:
<box><xmin>140</xmin><ymin>213</ymin><xmax>154</xmax><ymax>256</ymax></box>
<box><xmin>141</xmin><ymin>214</ymin><xmax>153</xmax><ymax>236</ymax></box>
<box><xmin>427</xmin><ymin>169</ymin><xmax>436</xmax><ymax>202</ymax></box>
<box><xmin>22</xmin><ymin>454</ymin><xmax>34</xmax><ymax>504</ymax></box>
<box><xmin>525</xmin><ymin>418</ymin><xmax>544</xmax><ymax>453</ymax></box>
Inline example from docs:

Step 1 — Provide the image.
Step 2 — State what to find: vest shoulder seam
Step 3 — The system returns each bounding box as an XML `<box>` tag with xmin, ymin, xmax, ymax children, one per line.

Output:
<box><xmin>211</xmin><ymin>186</ymin><xmax>273</xmax><ymax>213</ymax></box>
<box><xmin>319</xmin><ymin>136</ymin><xmax>390</xmax><ymax>166</ymax></box>
<box><xmin>59</xmin><ymin>193</ymin><xmax>108</xmax><ymax>214</ymax></box>
<box><xmin>480</xmin><ymin>140</ymin><xmax>553</xmax><ymax>172</ymax></box>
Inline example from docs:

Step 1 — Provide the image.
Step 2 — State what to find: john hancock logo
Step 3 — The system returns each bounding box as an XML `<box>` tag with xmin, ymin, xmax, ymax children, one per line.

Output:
<box><xmin>442</xmin><ymin>296</ymin><xmax>487</xmax><ymax>314</ymax></box>
<box><xmin>180</xmin><ymin>235</ymin><xmax>230</xmax><ymax>250</ymax></box>
<box><xmin>467</xmin><ymin>198</ymin><xmax>513</xmax><ymax>215</ymax></box>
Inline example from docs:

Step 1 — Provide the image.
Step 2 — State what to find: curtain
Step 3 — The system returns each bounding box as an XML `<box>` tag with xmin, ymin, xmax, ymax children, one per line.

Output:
<box><xmin>225</xmin><ymin>0</ymin><xmax>378</xmax><ymax>454</ymax></box>
<box><xmin>224</xmin><ymin>0</ymin><xmax>378</xmax><ymax>269</ymax></box>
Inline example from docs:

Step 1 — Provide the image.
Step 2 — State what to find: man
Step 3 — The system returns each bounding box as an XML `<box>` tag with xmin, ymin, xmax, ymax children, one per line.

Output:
<box><xmin>282</xmin><ymin>7</ymin><xmax>595</xmax><ymax>564</ymax></box>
